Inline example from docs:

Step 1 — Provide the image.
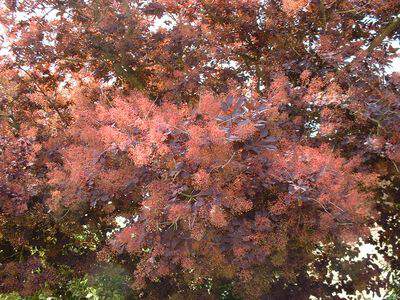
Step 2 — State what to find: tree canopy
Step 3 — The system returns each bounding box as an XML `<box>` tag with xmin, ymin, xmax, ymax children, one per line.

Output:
<box><xmin>0</xmin><ymin>0</ymin><xmax>399</xmax><ymax>299</ymax></box>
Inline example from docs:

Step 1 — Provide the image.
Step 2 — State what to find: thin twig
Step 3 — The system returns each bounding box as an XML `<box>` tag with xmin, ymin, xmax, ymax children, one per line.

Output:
<box><xmin>220</xmin><ymin>151</ymin><xmax>236</xmax><ymax>169</ymax></box>
<box><xmin>392</xmin><ymin>160</ymin><xmax>400</xmax><ymax>174</ymax></box>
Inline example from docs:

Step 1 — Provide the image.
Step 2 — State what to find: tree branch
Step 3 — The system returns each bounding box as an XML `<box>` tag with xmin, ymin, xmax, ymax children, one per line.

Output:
<box><xmin>367</xmin><ymin>16</ymin><xmax>400</xmax><ymax>53</ymax></box>
<box><xmin>17</xmin><ymin>66</ymin><xmax>69</xmax><ymax>126</ymax></box>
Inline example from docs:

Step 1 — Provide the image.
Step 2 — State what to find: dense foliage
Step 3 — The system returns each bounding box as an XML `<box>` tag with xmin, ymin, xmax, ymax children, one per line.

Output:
<box><xmin>0</xmin><ymin>0</ymin><xmax>399</xmax><ymax>299</ymax></box>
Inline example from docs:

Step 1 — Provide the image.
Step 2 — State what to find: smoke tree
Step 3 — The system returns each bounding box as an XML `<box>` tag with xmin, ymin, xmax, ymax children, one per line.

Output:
<box><xmin>0</xmin><ymin>0</ymin><xmax>399</xmax><ymax>298</ymax></box>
